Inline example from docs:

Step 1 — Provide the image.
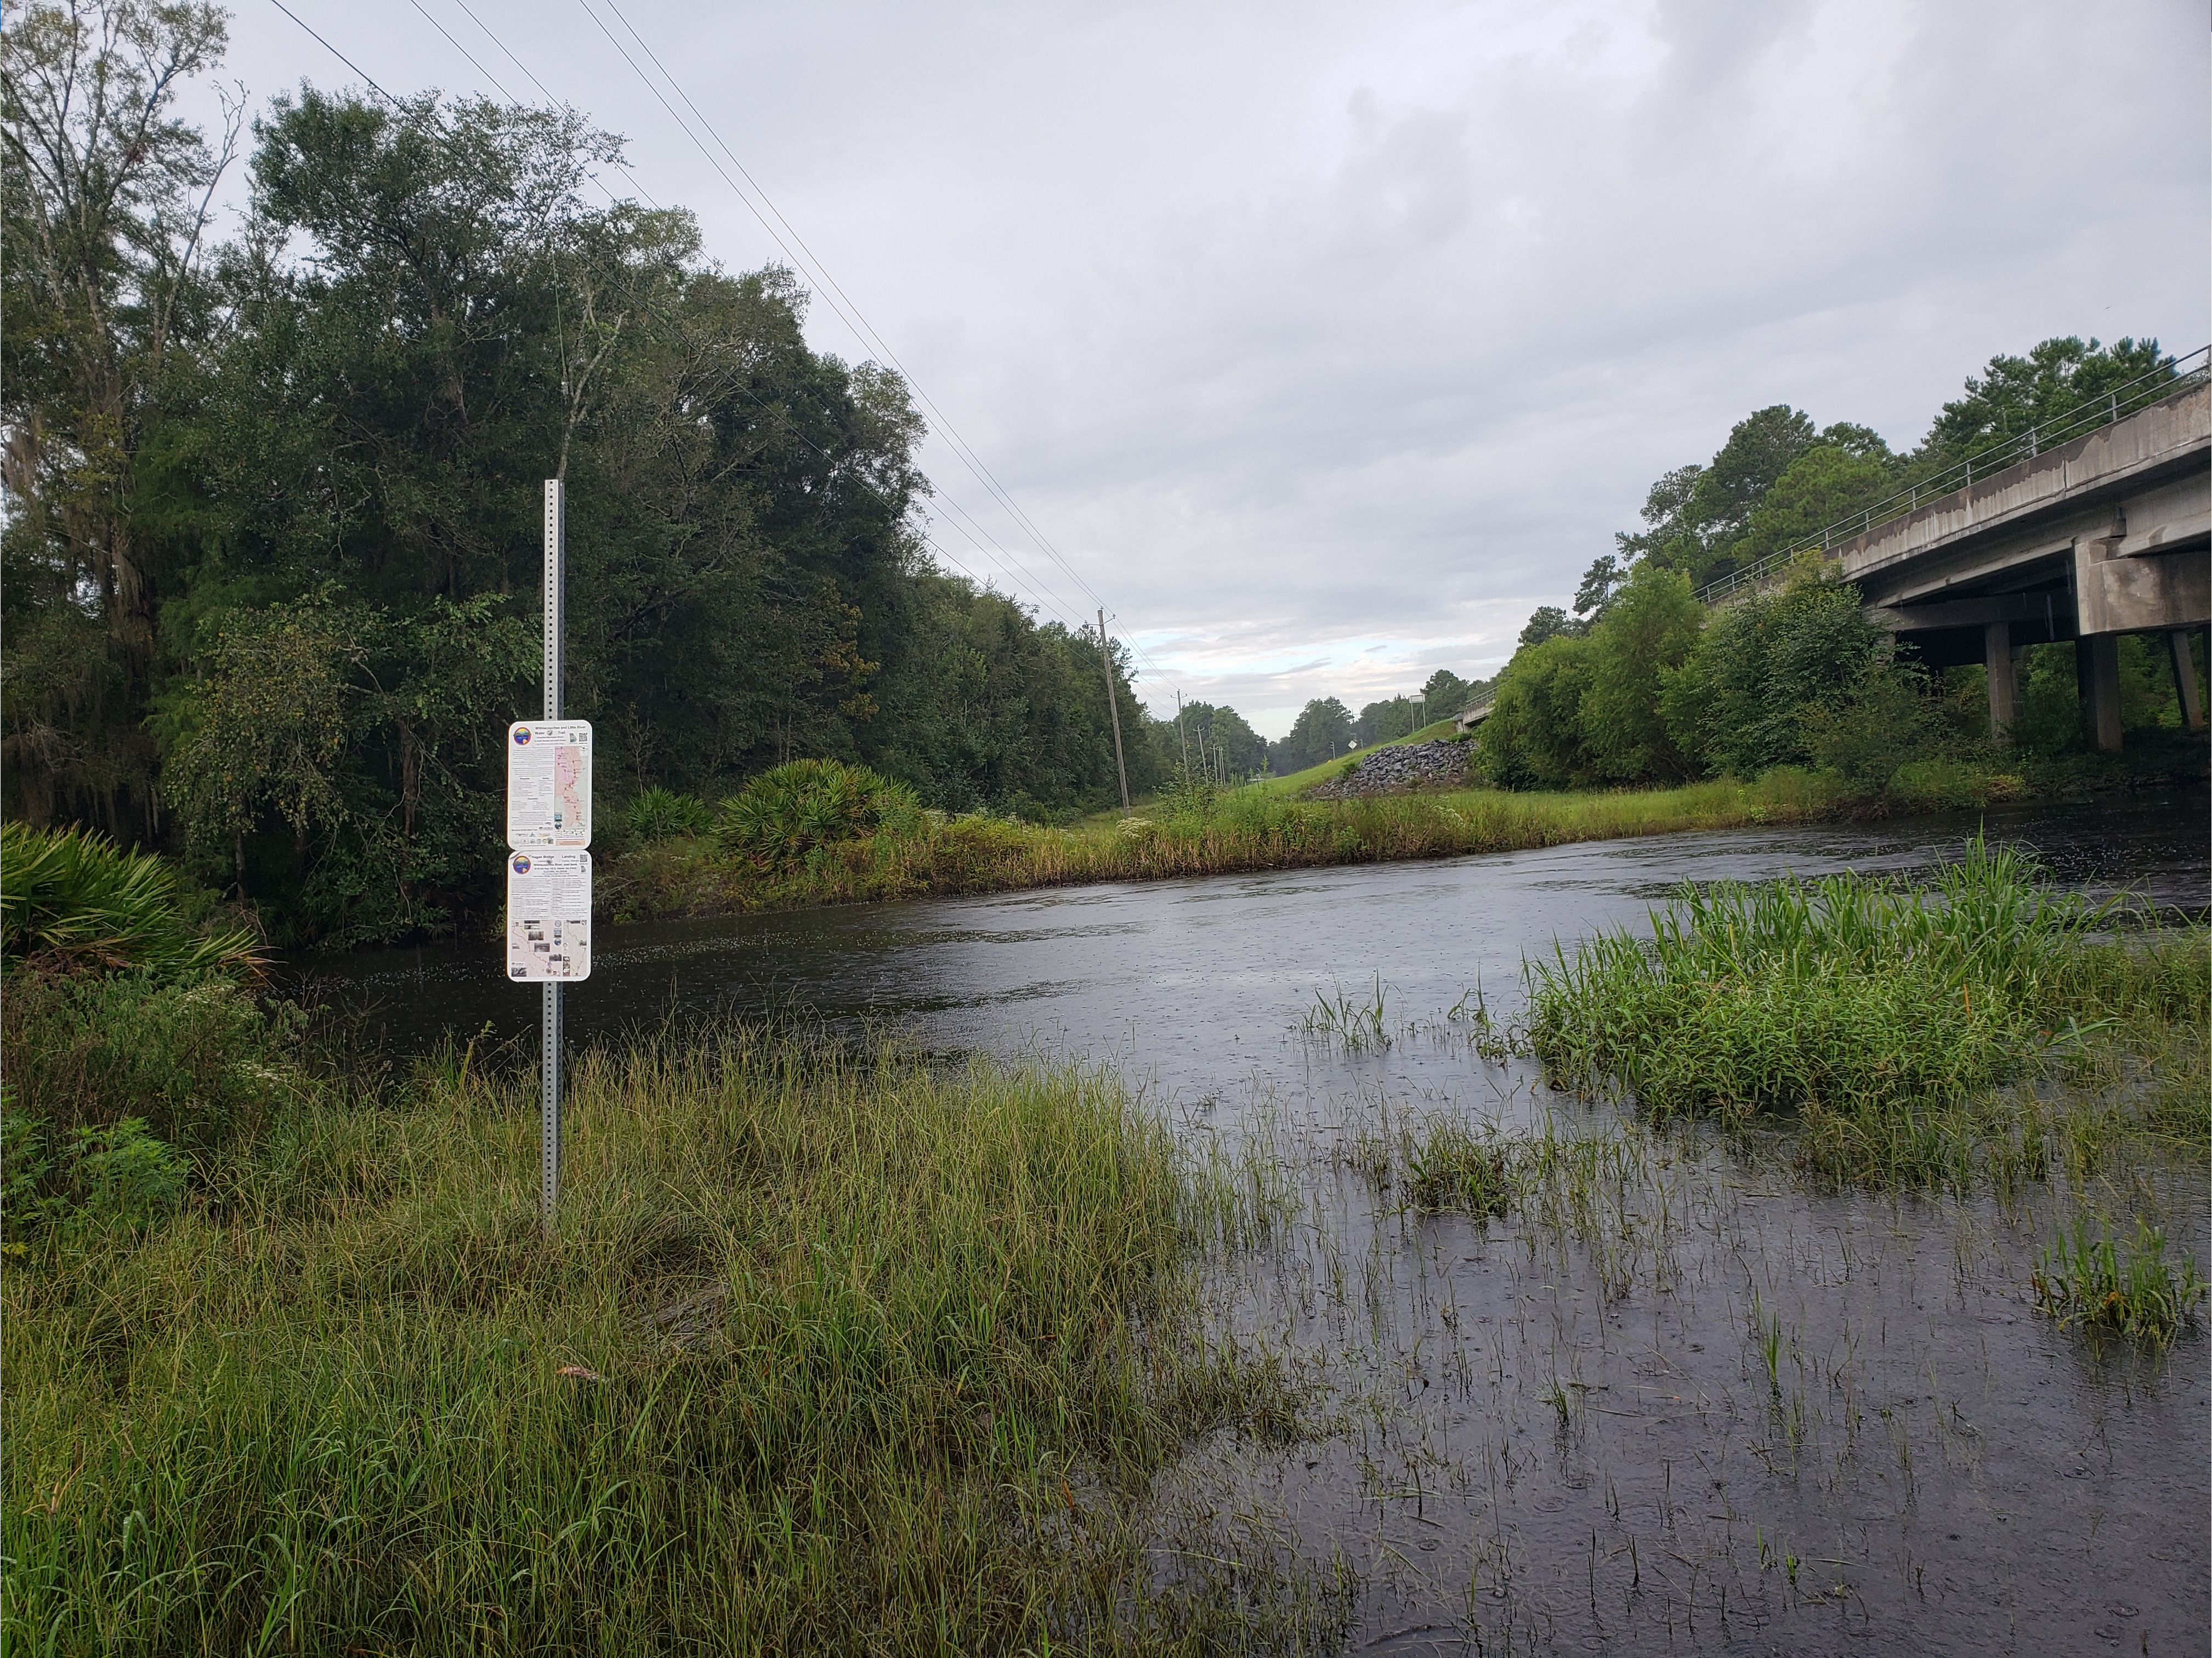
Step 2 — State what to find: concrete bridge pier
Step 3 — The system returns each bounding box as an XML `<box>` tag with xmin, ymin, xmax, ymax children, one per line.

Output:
<box><xmin>1846</xmin><ymin>379</ymin><xmax>2208</xmax><ymax>757</ymax></box>
<box><xmin>1983</xmin><ymin>621</ymin><xmax>2019</xmax><ymax>744</ymax></box>
<box><xmin>2077</xmin><ymin>634</ymin><xmax>2124</xmax><ymax>752</ymax></box>
<box><xmin>2169</xmin><ymin>631</ymin><xmax>2205</xmax><ymax>731</ymax></box>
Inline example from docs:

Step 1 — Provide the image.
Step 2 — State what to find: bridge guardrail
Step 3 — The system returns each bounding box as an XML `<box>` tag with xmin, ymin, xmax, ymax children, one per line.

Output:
<box><xmin>1695</xmin><ymin>345</ymin><xmax>2211</xmax><ymax>605</ymax></box>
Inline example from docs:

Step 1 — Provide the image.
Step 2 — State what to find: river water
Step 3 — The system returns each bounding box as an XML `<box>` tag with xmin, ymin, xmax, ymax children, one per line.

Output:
<box><xmin>294</xmin><ymin>792</ymin><xmax>2209</xmax><ymax>1655</ymax></box>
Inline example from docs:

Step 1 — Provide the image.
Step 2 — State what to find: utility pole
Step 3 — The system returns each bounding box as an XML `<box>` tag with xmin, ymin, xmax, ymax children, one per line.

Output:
<box><xmin>1176</xmin><ymin>688</ymin><xmax>1189</xmax><ymax>776</ymax></box>
<box><xmin>1098</xmin><ymin>608</ymin><xmax>1131</xmax><ymax>814</ymax></box>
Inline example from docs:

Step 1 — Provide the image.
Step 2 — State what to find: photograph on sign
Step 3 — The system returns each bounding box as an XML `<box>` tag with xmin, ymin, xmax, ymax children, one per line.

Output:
<box><xmin>506</xmin><ymin>850</ymin><xmax>592</xmax><ymax>981</ymax></box>
<box><xmin>506</xmin><ymin>721</ymin><xmax>593</xmax><ymax>847</ymax></box>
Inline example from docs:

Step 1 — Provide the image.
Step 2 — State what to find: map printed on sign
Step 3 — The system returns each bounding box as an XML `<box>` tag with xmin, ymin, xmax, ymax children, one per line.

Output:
<box><xmin>506</xmin><ymin>722</ymin><xmax>592</xmax><ymax>847</ymax></box>
<box><xmin>506</xmin><ymin>850</ymin><xmax>592</xmax><ymax>981</ymax></box>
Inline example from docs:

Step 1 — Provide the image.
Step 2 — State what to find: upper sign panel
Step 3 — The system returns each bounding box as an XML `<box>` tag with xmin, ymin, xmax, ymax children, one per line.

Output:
<box><xmin>506</xmin><ymin>721</ymin><xmax>592</xmax><ymax>848</ymax></box>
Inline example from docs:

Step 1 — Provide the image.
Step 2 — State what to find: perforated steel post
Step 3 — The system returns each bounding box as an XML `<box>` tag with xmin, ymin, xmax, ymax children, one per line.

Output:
<box><xmin>541</xmin><ymin>479</ymin><xmax>564</xmax><ymax>1229</ymax></box>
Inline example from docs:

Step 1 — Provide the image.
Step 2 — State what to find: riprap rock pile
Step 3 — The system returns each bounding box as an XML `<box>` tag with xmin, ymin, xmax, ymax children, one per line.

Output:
<box><xmin>1304</xmin><ymin>739</ymin><xmax>1471</xmax><ymax>799</ymax></box>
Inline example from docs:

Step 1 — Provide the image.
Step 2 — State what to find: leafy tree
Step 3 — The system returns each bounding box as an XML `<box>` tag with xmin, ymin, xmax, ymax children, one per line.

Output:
<box><xmin>1273</xmin><ymin>697</ymin><xmax>1353</xmax><ymax>774</ymax></box>
<box><xmin>1473</xmin><ymin>635</ymin><xmax>1593</xmax><ymax>790</ymax></box>
<box><xmin>1687</xmin><ymin>405</ymin><xmax>1818</xmax><ymax>547</ymax></box>
<box><xmin>1925</xmin><ymin>337</ymin><xmax>2173</xmax><ymax>465</ymax></box>
<box><xmin>1613</xmin><ymin>463</ymin><xmax>1704</xmax><ymax>568</ymax></box>
<box><xmin>868</xmin><ymin>577</ymin><xmax>1158</xmax><ymax>818</ymax></box>
<box><xmin>1</xmin><ymin>0</ymin><xmax>240</xmax><ymax>836</ymax></box>
<box><xmin>1734</xmin><ymin>442</ymin><xmax>1895</xmax><ymax>563</ymax></box>
<box><xmin>1353</xmin><ymin>696</ymin><xmax>1420</xmax><ymax>747</ymax></box>
<box><xmin>1518</xmin><ymin>605</ymin><xmax>1580</xmax><ymax>648</ymax></box>
<box><xmin>1575</xmin><ymin>562</ymin><xmax>1701</xmax><ymax>783</ymax></box>
<box><xmin>1154</xmin><ymin>701</ymin><xmax>1263</xmax><ymax>783</ymax></box>
<box><xmin>1420</xmin><ymin>668</ymin><xmax>1476</xmax><ymax>717</ymax></box>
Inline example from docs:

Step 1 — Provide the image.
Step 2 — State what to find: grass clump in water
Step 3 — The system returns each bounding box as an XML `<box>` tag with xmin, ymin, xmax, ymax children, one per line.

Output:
<box><xmin>1345</xmin><ymin>1110</ymin><xmax>1518</xmax><ymax>1218</ymax></box>
<box><xmin>2032</xmin><ymin>1216</ymin><xmax>2208</xmax><ymax>1345</ymax></box>
<box><xmin>1526</xmin><ymin>839</ymin><xmax>2207</xmax><ymax>1151</ymax></box>
<box><xmin>1401</xmin><ymin>1121</ymin><xmax>1516</xmax><ymax>1216</ymax></box>
<box><xmin>2</xmin><ymin>1029</ymin><xmax>1315</xmax><ymax>1655</ymax></box>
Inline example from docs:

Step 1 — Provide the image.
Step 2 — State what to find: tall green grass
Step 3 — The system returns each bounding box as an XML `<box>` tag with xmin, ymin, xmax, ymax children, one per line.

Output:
<box><xmin>2</xmin><ymin>1030</ymin><xmax>1306</xmax><ymax>1655</ymax></box>
<box><xmin>604</xmin><ymin>769</ymin><xmax>1849</xmax><ymax>922</ymax></box>
<box><xmin>1526</xmin><ymin>841</ymin><xmax>2209</xmax><ymax>1177</ymax></box>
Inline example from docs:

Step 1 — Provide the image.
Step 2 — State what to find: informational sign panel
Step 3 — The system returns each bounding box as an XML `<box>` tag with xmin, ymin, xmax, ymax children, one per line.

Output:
<box><xmin>506</xmin><ymin>850</ymin><xmax>592</xmax><ymax>981</ymax></box>
<box><xmin>506</xmin><ymin>721</ymin><xmax>593</xmax><ymax>848</ymax></box>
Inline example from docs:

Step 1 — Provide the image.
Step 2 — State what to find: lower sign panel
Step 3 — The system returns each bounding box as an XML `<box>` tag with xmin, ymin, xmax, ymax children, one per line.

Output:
<box><xmin>506</xmin><ymin>850</ymin><xmax>592</xmax><ymax>981</ymax></box>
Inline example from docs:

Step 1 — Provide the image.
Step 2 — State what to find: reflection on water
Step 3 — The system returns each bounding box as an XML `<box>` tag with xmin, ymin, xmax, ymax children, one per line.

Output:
<box><xmin>294</xmin><ymin>793</ymin><xmax>2208</xmax><ymax>1097</ymax></box>
<box><xmin>287</xmin><ymin>791</ymin><xmax>2209</xmax><ymax>1654</ymax></box>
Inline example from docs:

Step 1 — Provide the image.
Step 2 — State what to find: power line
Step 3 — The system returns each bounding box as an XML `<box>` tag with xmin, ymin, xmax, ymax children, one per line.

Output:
<box><xmin>555</xmin><ymin>0</ymin><xmax>1105</xmax><ymax>636</ymax></box>
<box><xmin>588</xmin><ymin>0</ymin><xmax>1115</xmax><ymax>620</ymax></box>
<box><xmin>265</xmin><ymin>0</ymin><xmax>398</xmax><ymax>104</ymax></box>
<box><xmin>264</xmin><ymin>0</ymin><xmax>1179</xmax><ymax>698</ymax></box>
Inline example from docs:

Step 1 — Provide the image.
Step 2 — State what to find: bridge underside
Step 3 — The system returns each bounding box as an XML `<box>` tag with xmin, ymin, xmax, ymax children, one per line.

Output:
<box><xmin>1844</xmin><ymin>384</ymin><xmax>2210</xmax><ymax>751</ymax></box>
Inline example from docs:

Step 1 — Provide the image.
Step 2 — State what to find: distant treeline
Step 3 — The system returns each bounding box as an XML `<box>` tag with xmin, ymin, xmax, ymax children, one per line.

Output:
<box><xmin>1142</xmin><ymin>667</ymin><xmax>1491</xmax><ymax>786</ymax></box>
<box><xmin>2</xmin><ymin>14</ymin><xmax>1166</xmax><ymax>945</ymax></box>
<box><xmin>1479</xmin><ymin>336</ymin><xmax>2199</xmax><ymax>794</ymax></box>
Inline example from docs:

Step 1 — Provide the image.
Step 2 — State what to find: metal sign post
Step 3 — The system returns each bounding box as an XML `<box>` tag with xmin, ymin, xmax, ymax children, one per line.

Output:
<box><xmin>541</xmin><ymin>481</ymin><xmax>564</xmax><ymax>1229</ymax></box>
<box><xmin>504</xmin><ymin>482</ymin><xmax>590</xmax><ymax>1231</ymax></box>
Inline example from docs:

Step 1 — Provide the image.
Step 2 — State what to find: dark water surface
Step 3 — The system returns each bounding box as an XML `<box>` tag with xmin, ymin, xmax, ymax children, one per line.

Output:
<box><xmin>295</xmin><ymin>793</ymin><xmax>2208</xmax><ymax>1089</ymax></box>
<box><xmin>295</xmin><ymin>793</ymin><xmax>2209</xmax><ymax>1655</ymax></box>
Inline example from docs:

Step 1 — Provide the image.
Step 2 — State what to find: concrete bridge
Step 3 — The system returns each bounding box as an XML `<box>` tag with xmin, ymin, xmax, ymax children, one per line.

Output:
<box><xmin>1844</xmin><ymin>376</ymin><xmax>2207</xmax><ymax>748</ymax></box>
<box><xmin>1460</xmin><ymin>357</ymin><xmax>2209</xmax><ymax>747</ymax></box>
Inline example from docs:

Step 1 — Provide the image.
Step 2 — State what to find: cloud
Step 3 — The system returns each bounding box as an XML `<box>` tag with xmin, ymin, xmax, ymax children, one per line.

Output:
<box><xmin>201</xmin><ymin>0</ymin><xmax>2209</xmax><ymax>734</ymax></box>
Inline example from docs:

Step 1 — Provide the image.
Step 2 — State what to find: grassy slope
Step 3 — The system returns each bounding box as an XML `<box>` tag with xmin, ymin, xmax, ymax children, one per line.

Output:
<box><xmin>1242</xmin><ymin>718</ymin><xmax>1466</xmax><ymax>799</ymax></box>
<box><xmin>3</xmin><ymin>1035</ymin><xmax>1306</xmax><ymax>1655</ymax></box>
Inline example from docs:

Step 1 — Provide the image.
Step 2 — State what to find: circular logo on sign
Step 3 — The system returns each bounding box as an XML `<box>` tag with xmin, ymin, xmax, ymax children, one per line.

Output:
<box><xmin>513</xmin><ymin>728</ymin><xmax>532</xmax><ymax>745</ymax></box>
<box><xmin>512</xmin><ymin>854</ymin><xmax>531</xmax><ymax>874</ymax></box>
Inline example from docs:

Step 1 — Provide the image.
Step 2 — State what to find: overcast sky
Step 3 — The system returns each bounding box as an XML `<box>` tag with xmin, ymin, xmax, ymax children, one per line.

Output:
<box><xmin>194</xmin><ymin>1</ymin><xmax>2208</xmax><ymax>735</ymax></box>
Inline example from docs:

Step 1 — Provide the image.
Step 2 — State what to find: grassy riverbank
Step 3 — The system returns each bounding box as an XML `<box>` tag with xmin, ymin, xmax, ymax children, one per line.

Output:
<box><xmin>604</xmin><ymin>730</ymin><xmax>2207</xmax><ymax>924</ymax></box>
<box><xmin>7</xmin><ymin>820</ymin><xmax>2206</xmax><ymax>1651</ymax></box>
<box><xmin>603</xmin><ymin>767</ymin><xmax>1851</xmax><ymax>922</ymax></box>
<box><xmin>3</xmin><ymin>1030</ymin><xmax>1318</xmax><ymax>1655</ymax></box>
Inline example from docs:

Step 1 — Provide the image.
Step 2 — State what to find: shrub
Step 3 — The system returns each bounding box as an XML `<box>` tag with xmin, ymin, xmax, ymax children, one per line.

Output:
<box><xmin>714</xmin><ymin>760</ymin><xmax>924</xmax><ymax>868</ymax></box>
<box><xmin>2</xmin><ymin>967</ymin><xmax>309</xmax><ymax>1157</ymax></box>
<box><xmin>1</xmin><ymin>824</ymin><xmax>309</xmax><ymax>1185</ymax></box>
<box><xmin>1</xmin><ymin>822</ymin><xmax>259</xmax><ymax>979</ymax></box>
<box><xmin>625</xmin><ymin>786</ymin><xmax>711</xmax><ymax>843</ymax></box>
<box><xmin>1665</xmin><ymin>573</ymin><xmax>1884</xmax><ymax>779</ymax></box>
<box><xmin>1797</xmin><ymin>660</ymin><xmax>1952</xmax><ymax>790</ymax></box>
<box><xmin>3</xmin><ymin>1114</ymin><xmax>190</xmax><ymax>1248</ymax></box>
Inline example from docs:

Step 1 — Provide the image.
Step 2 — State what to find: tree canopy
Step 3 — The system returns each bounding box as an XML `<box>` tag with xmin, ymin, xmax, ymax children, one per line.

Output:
<box><xmin>0</xmin><ymin>7</ymin><xmax>1161</xmax><ymax>941</ymax></box>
